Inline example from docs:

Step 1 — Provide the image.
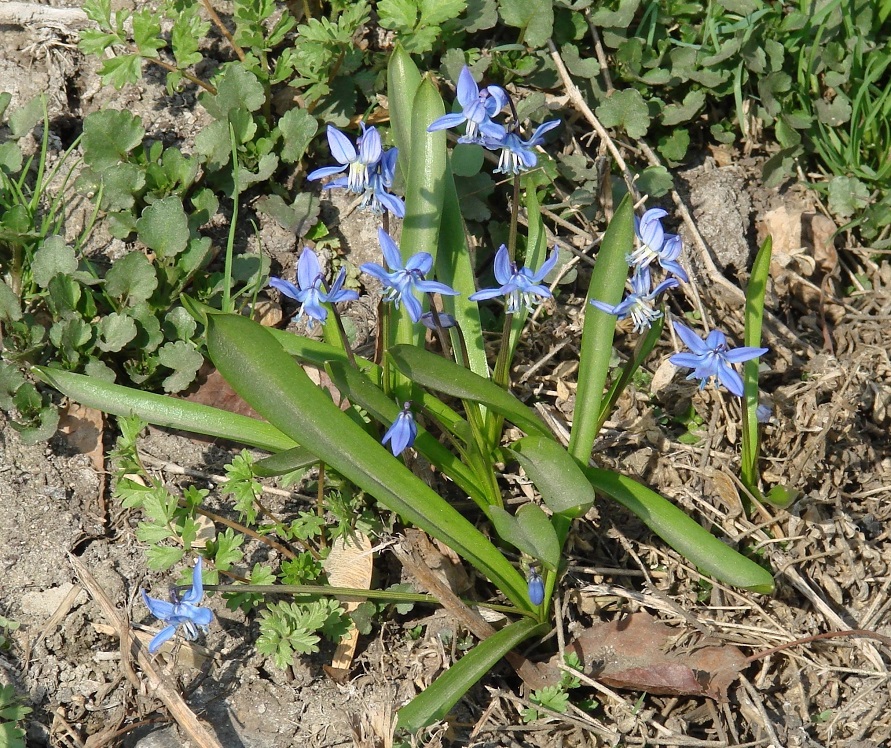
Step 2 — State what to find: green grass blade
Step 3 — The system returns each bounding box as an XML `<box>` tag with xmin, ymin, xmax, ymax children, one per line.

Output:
<box><xmin>584</xmin><ymin>466</ymin><xmax>775</xmax><ymax>593</ymax></box>
<box><xmin>741</xmin><ymin>235</ymin><xmax>771</xmax><ymax>497</ymax></box>
<box><xmin>33</xmin><ymin>366</ymin><xmax>297</xmax><ymax>452</ymax></box>
<box><xmin>205</xmin><ymin>313</ymin><xmax>528</xmax><ymax>608</ymax></box>
<box><xmin>397</xmin><ymin>618</ymin><xmax>549</xmax><ymax>732</ymax></box>
<box><xmin>569</xmin><ymin>195</ymin><xmax>634</xmax><ymax>462</ymax></box>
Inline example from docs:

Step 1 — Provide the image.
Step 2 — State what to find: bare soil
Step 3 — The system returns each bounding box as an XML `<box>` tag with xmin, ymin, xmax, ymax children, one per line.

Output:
<box><xmin>2</xmin><ymin>4</ymin><xmax>891</xmax><ymax>748</ymax></box>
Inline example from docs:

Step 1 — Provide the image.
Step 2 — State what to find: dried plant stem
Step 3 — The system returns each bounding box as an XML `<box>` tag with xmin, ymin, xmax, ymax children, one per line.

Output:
<box><xmin>200</xmin><ymin>0</ymin><xmax>246</xmax><ymax>62</ymax></box>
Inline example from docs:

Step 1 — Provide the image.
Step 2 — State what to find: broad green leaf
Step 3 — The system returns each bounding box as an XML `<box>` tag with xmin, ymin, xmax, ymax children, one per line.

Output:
<box><xmin>31</xmin><ymin>236</ymin><xmax>77</xmax><ymax>289</ymax></box>
<box><xmin>499</xmin><ymin>0</ymin><xmax>554</xmax><ymax>47</ymax></box>
<box><xmin>136</xmin><ymin>195</ymin><xmax>189</xmax><ymax>258</ymax></box>
<box><xmin>35</xmin><ymin>366</ymin><xmax>298</xmax><ymax>452</ymax></box>
<box><xmin>254</xmin><ymin>446</ymin><xmax>319</xmax><ymax>477</ymax></box>
<box><xmin>255</xmin><ymin>193</ymin><xmax>320</xmax><ymax>237</ymax></box>
<box><xmin>489</xmin><ymin>503</ymin><xmax>560</xmax><ymax>570</ymax></box>
<box><xmin>661</xmin><ymin>90</ymin><xmax>706</xmax><ymax>126</ymax></box>
<box><xmin>201</xmin><ymin>65</ymin><xmax>265</xmax><ymax>119</ymax></box>
<box><xmin>397</xmin><ymin>618</ymin><xmax>549</xmax><ymax>731</ymax></box>
<box><xmin>157</xmin><ymin>340</ymin><xmax>203</xmax><ymax>392</ymax></box>
<box><xmin>828</xmin><ymin>175</ymin><xmax>870</xmax><ymax>219</ymax></box>
<box><xmin>584</xmin><ymin>467</ymin><xmax>775</xmax><ymax>593</ymax></box>
<box><xmin>596</xmin><ymin>89</ymin><xmax>651</xmax><ymax>139</ymax></box>
<box><xmin>9</xmin><ymin>96</ymin><xmax>43</xmax><ymax>139</ymax></box>
<box><xmin>387</xmin><ymin>44</ymin><xmax>423</xmax><ymax>181</ymax></box>
<box><xmin>569</xmin><ymin>195</ymin><xmax>633</xmax><ymax>462</ymax></box>
<box><xmin>97</xmin><ymin>313</ymin><xmax>138</xmax><ymax>352</ymax></box>
<box><xmin>104</xmin><ymin>251</ymin><xmax>158</xmax><ymax>305</ymax></box>
<box><xmin>509</xmin><ymin>436</ymin><xmax>596</xmax><ymax>517</ymax></box>
<box><xmin>387</xmin><ymin>345</ymin><xmax>551</xmax><ymax>438</ymax></box>
<box><xmin>98</xmin><ymin>163</ymin><xmax>146</xmax><ymax>212</ymax></box>
<box><xmin>0</xmin><ymin>280</ymin><xmax>22</xmax><ymax>322</ymax></box>
<box><xmin>279</xmin><ymin>108</ymin><xmax>318</xmax><ymax>163</ymax></box>
<box><xmin>205</xmin><ymin>313</ymin><xmax>528</xmax><ymax>608</ymax></box>
<box><xmin>81</xmin><ymin>110</ymin><xmax>144</xmax><ymax>170</ymax></box>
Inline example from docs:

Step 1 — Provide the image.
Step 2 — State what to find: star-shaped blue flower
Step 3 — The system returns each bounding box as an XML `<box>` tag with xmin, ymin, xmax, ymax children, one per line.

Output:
<box><xmin>427</xmin><ymin>66</ymin><xmax>508</xmax><ymax>144</ymax></box>
<box><xmin>589</xmin><ymin>266</ymin><xmax>678</xmax><ymax>333</ymax></box>
<box><xmin>669</xmin><ymin>323</ymin><xmax>768</xmax><ymax>397</ymax></box>
<box><xmin>382</xmin><ymin>401</ymin><xmax>418</xmax><ymax>456</ymax></box>
<box><xmin>141</xmin><ymin>557</ymin><xmax>213</xmax><ymax>654</ymax></box>
<box><xmin>360</xmin><ymin>229</ymin><xmax>459</xmax><ymax>323</ymax></box>
<box><xmin>486</xmin><ymin>120</ymin><xmax>561</xmax><ymax>175</ymax></box>
<box><xmin>269</xmin><ymin>247</ymin><xmax>359</xmax><ymax>328</ymax></box>
<box><xmin>469</xmin><ymin>244</ymin><xmax>559</xmax><ymax>314</ymax></box>
<box><xmin>307</xmin><ymin>124</ymin><xmax>405</xmax><ymax>218</ymax></box>
<box><xmin>626</xmin><ymin>208</ymin><xmax>688</xmax><ymax>282</ymax></box>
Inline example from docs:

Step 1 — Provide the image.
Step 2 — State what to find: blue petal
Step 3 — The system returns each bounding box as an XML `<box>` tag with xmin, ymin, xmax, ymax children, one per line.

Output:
<box><xmin>492</xmin><ymin>245</ymin><xmax>512</xmax><ymax>285</ymax></box>
<box><xmin>327</xmin><ymin>125</ymin><xmax>356</xmax><ymax>164</ymax></box>
<box><xmin>405</xmin><ymin>251</ymin><xmax>434</xmax><ymax>275</ymax></box>
<box><xmin>307</xmin><ymin>164</ymin><xmax>347</xmax><ymax>181</ymax></box>
<box><xmin>377</xmin><ymin>229</ymin><xmax>403</xmax><ymax>271</ymax></box>
<box><xmin>358</xmin><ymin>125</ymin><xmax>382</xmax><ymax>165</ymax></box>
<box><xmin>589</xmin><ymin>298</ymin><xmax>621</xmax><ymax>315</ymax></box>
<box><xmin>359</xmin><ymin>262</ymin><xmax>391</xmax><ymax>283</ymax></box>
<box><xmin>189</xmin><ymin>605</ymin><xmax>214</xmax><ymax>627</ymax></box>
<box><xmin>321</xmin><ymin>176</ymin><xmax>350</xmax><ymax>190</ymax></box>
<box><xmin>427</xmin><ymin>112</ymin><xmax>468</xmax><ymax>132</ymax></box>
<box><xmin>268</xmin><ymin>277</ymin><xmax>303</xmax><ymax>302</ymax></box>
<box><xmin>723</xmin><ymin>346</ymin><xmax>769</xmax><ymax>363</ymax></box>
<box><xmin>414</xmin><ymin>279</ymin><xmax>460</xmax><ymax>296</ymax></box>
<box><xmin>669</xmin><ymin>352</ymin><xmax>706</xmax><ymax>370</ymax></box>
<box><xmin>142</xmin><ymin>590</ymin><xmax>175</xmax><ymax>621</ymax></box>
<box><xmin>148</xmin><ymin>624</ymin><xmax>179</xmax><ymax>654</ymax></box>
<box><xmin>530</xmin><ymin>248</ymin><xmax>559</xmax><ymax>283</ymax></box>
<box><xmin>704</xmin><ymin>329</ymin><xmax>728</xmax><ymax>350</ymax></box>
<box><xmin>402</xmin><ymin>293</ymin><xmax>423</xmax><ymax>322</ymax></box>
<box><xmin>468</xmin><ymin>287</ymin><xmax>504</xmax><ymax>302</ymax></box>
<box><xmin>297</xmin><ymin>248</ymin><xmax>322</xmax><ymax>291</ymax></box>
<box><xmin>528</xmin><ymin>119</ymin><xmax>561</xmax><ymax>144</ymax></box>
<box><xmin>717</xmin><ymin>360</ymin><xmax>744</xmax><ymax>397</ymax></box>
<box><xmin>376</xmin><ymin>189</ymin><xmax>406</xmax><ymax>218</ymax></box>
<box><xmin>456</xmin><ymin>66</ymin><xmax>479</xmax><ymax>109</ymax></box>
<box><xmin>673</xmin><ymin>323</ymin><xmax>710</xmax><ymax>356</ymax></box>
<box><xmin>527</xmin><ymin>571</ymin><xmax>544</xmax><ymax>606</ymax></box>
<box><xmin>661</xmin><ymin>259</ymin><xmax>688</xmax><ymax>283</ymax></box>
<box><xmin>485</xmin><ymin>85</ymin><xmax>508</xmax><ymax>114</ymax></box>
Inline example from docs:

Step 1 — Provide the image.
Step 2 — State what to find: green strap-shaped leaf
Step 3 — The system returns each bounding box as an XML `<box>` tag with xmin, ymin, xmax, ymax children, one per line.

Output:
<box><xmin>489</xmin><ymin>503</ymin><xmax>561</xmax><ymax>571</ymax></box>
<box><xmin>254</xmin><ymin>446</ymin><xmax>318</xmax><ymax>477</ymax></box>
<box><xmin>509</xmin><ymin>435</ymin><xmax>596</xmax><ymax>517</ymax></box>
<box><xmin>205</xmin><ymin>313</ymin><xmax>528</xmax><ymax>608</ymax></box>
<box><xmin>33</xmin><ymin>366</ymin><xmax>297</xmax><ymax>453</ymax></box>
<box><xmin>584</xmin><ymin>466</ymin><xmax>775</xmax><ymax>593</ymax></box>
<box><xmin>397</xmin><ymin>618</ymin><xmax>549</xmax><ymax>732</ymax></box>
<box><xmin>569</xmin><ymin>194</ymin><xmax>634</xmax><ymax>462</ymax></box>
<box><xmin>325</xmin><ymin>361</ymin><xmax>490</xmax><ymax>507</ymax></box>
<box><xmin>387</xmin><ymin>44</ymin><xmax>422</xmax><ymax>185</ymax></box>
<box><xmin>741</xmin><ymin>235</ymin><xmax>771</xmax><ymax>497</ymax></box>
<box><xmin>387</xmin><ymin>345</ymin><xmax>552</xmax><ymax>438</ymax></box>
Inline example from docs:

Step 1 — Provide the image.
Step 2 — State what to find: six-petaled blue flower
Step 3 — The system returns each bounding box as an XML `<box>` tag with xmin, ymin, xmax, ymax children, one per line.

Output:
<box><xmin>141</xmin><ymin>557</ymin><xmax>213</xmax><ymax>655</ymax></box>
<box><xmin>527</xmin><ymin>567</ymin><xmax>545</xmax><ymax>606</ymax></box>
<box><xmin>269</xmin><ymin>247</ymin><xmax>359</xmax><ymax>328</ymax></box>
<box><xmin>590</xmin><ymin>267</ymin><xmax>679</xmax><ymax>333</ymax></box>
<box><xmin>427</xmin><ymin>66</ymin><xmax>509</xmax><ymax>144</ymax></box>
<box><xmin>469</xmin><ymin>244</ymin><xmax>559</xmax><ymax>314</ymax></box>
<box><xmin>382</xmin><ymin>401</ymin><xmax>418</xmax><ymax>456</ymax></box>
<box><xmin>308</xmin><ymin>124</ymin><xmax>404</xmax><ymax>218</ymax></box>
<box><xmin>360</xmin><ymin>229</ymin><xmax>459</xmax><ymax>323</ymax></box>
<box><xmin>486</xmin><ymin>120</ymin><xmax>561</xmax><ymax>176</ymax></box>
<box><xmin>627</xmin><ymin>208</ymin><xmax>688</xmax><ymax>282</ymax></box>
<box><xmin>669</xmin><ymin>323</ymin><xmax>768</xmax><ymax>398</ymax></box>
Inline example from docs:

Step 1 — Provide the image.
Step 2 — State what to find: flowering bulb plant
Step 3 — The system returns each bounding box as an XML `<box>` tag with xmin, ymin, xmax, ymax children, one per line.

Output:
<box><xmin>37</xmin><ymin>50</ymin><xmax>775</xmax><ymax>731</ymax></box>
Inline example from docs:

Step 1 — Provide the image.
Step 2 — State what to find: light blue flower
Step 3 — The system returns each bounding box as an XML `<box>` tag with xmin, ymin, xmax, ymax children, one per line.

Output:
<box><xmin>485</xmin><ymin>120</ymin><xmax>561</xmax><ymax>175</ymax></box>
<box><xmin>360</xmin><ymin>229</ymin><xmax>459</xmax><ymax>323</ymax></box>
<box><xmin>308</xmin><ymin>123</ymin><xmax>382</xmax><ymax>193</ymax></box>
<box><xmin>469</xmin><ymin>244</ymin><xmax>559</xmax><ymax>314</ymax></box>
<box><xmin>141</xmin><ymin>557</ymin><xmax>213</xmax><ymax>655</ymax></box>
<box><xmin>527</xmin><ymin>567</ymin><xmax>544</xmax><ymax>606</ymax></box>
<box><xmin>427</xmin><ymin>66</ymin><xmax>508</xmax><ymax>144</ymax></box>
<box><xmin>669</xmin><ymin>323</ymin><xmax>768</xmax><ymax>398</ymax></box>
<box><xmin>589</xmin><ymin>266</ymin><xmax>679</xmax><ymax>333</ymax></box>
<box><xmin>419</xmin><ymin>311</ymin><xmax>458</xmax><ymax>330</ymax></box>
<box><xmin>627</xmin><ymin>208</ymin><xmax>689</xmax><ymax>282</ymax></box>
<box><xmin>361</xmin><ymin>147</ymin><xmax>405</xmax><ymax>217</ymax></box>
<box><xmin>382</xmin><ymin>402</ymin><xmax>417</xmax><ymax>456</ymax></box>
<box><xmin>269</xmin><ymin>247</ymin><xmax>359</xmax><ymax>328</ymax></box>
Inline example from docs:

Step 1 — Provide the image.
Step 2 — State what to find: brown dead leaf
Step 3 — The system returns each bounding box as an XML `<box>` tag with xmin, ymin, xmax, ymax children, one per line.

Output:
<box><xmin>182</xmin><ymin>362</ymin><xmax>261</xmax><ymax>419</ymax></box>
<box><xmin>323</xmin><ymin>532</ymin><xmax>373</xmax><ymax>675</ymax></box>
<box><xmin>404</xmin><ymin>528</ymin><xmax>471</xmax><ymax>594</ymax></box>
<box><xmin>562</xmin><ymin>611</ymin><xmax>747</xmax><ymax>701</ymax></box>
<box><xmin>58</xmin><ymin>401</ymin><xmax>104</xmax><ymax>472</ymax></box>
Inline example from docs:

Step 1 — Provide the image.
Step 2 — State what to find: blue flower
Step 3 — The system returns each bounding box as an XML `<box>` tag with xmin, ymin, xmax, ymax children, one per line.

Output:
<box><xmin>141</xmin><ymin>557</ymin><xmax>213</xmax><ymax>654</ymax></box>
<box><xmin>382</xmin><ymin>402</ymin><xmax>417</xmax><ymax>456</ymax></box>
<box><xmin>589</xmin><ymin>266</ymin><xmax>679</xmax><ymax>333</ymax></box>
<box><xmin>627</xmin><ymin>208</ymin><xmax>689</xmax><ymax>282</ymax></box>
<box><xmin>269</xmin><ymin>247</ymin><xmax>359</xmax><ymax>328</ymax></box>
<box><xmin>469</xmin><ymin>244</ymin><xmax>559</xmax><ymax>314</ymax></box>
<box><xmin>527</xmin><ymin>567</ymin><xmax>544</xmax><ymax>606</ymax></box>
<box><xmin>485</xmin><ymin>120</ymin><xmax>561</xmax><ymax>175</ymax></box>
<box><xmin>419</xmin><ymin>311</ymin><xmax>458</xmax><ymax>330</ymax></box>
<box><xmin>308</xmin><ymin>124</ymin><xmax>405</xmax><ymax>218</ymax></box>
<box><xmin>360</xmin><ymin>229</ymin><xmax>459</xmax><ymax>323</ymax></box>
<box><xmin>669</xmin><ymin>323</ymin><xmax>768</xmax><ymax>398</ymax></box>
<box><xmin>427</xmin><ymin>66</ymin><xmax>508</xmax><ymax>144</ymax></box>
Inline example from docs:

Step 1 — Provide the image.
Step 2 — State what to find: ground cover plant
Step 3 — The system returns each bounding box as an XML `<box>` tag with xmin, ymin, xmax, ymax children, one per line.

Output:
<box><xmin>1</xmin><ymin>0</ymin><xmax>890</xmax><ymax>745</ymax></box>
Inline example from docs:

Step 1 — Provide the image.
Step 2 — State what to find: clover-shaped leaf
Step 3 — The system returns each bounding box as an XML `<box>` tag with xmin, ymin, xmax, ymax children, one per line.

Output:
<box><xmin>158</xmin><ymin>340</ymin><xmax>203</xmax><ymax>392</ymax></box>
<box><xmin>97</xmin><ymin>312</ymin><xmax>138</xmax><ymax>352</ymax></box>
<box><xmin>136</xmin><ymin>196</ymin><xmax>189</xmax><ymax>259</ymax></box>
<box><xmin>105</xmin><ymin>251</ymin><xmax>158</xmax><ymax>305</ymax></box>
<box><xmin>32</xmin><ymin>236</ymin><xmax>77</xmax><ymax>289</ymax></box>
